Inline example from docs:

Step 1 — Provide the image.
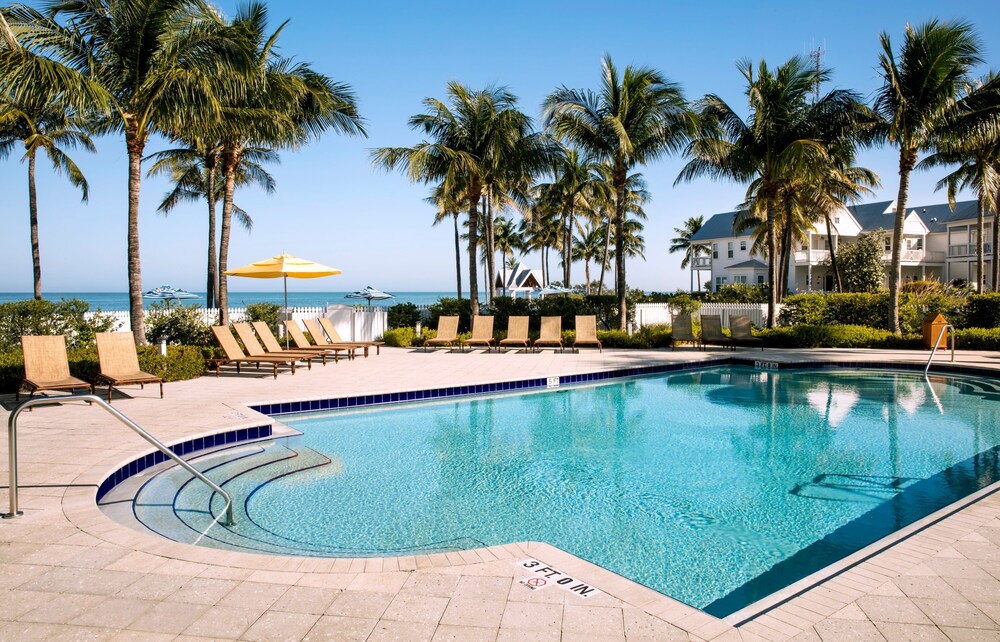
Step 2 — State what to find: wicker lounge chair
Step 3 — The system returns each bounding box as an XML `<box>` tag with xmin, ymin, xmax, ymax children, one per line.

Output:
<box><xmin>700</xmin><ymin>315</ymin><xmax>734</xmax><ymax>351</ymax></box>
<box><xmin>533</xmin><ymin>316</ymin><xmax>564</xmax><ymax>352</ymax></box>
<box><xmin>499</xmin><ymin>316</ymin><xmax>530</xmax><ymax>352</ymax></box>
<box><xmin>302</xmin><ymin>319</ymin><xmax>360</xmax><ymax>359</ymax></box>
<box><xmin>461</xmin><ymin>316</ymin><xmax>495</xmax><ymax>352</ymax></box>
<box><xmin>424</xmin><ymin>316</ymin><xmax>459</xmax><ymax>351</ymax></box>
<box><xmin>320</xmin><ymin>318</ymin><xmax>383</xmax><ymax>356</ymax></box>
<box><xmin>284</xmin><ymin>320</ymin><xmax>350</xmax><ymax>362</ymax></box>
<box><xmin>210</xmin><ymin>326</ymin><xmax>298</xmax><ymax>378</ymax></box>
<box><xmin>730</xmin><ymin>315</ymin><xmax>764</xmax><ymax>351</ymax></box>
<box><xmin>251</xmin><ymin>321</ymin><xmax>335</xmax><ymax>364</ymax></box>
<box><xmin>231</xmin><ymin>323</ymin><xmax>316</xmax><ymax>369</ymax></box>
<box><xmin>573</xmin><ymin>315</ymin><xmax>602</xmax><ymax>352</ymax></box>
<box><xmin>95</xmin><ymin>332</ymin><xmax>164</xmax><ymax>401</ymax></box>
<box><xmin>670</xmin><ymin>313</ymin><xmax>698</xmax><ymax>350</ymax></box>
<box><xmin>17</xmin><ymin>335</ymin><xmax>93</xmax><ymax>400</ymax></box>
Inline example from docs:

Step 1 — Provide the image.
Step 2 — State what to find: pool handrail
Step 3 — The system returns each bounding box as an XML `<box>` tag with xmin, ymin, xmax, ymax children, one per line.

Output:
<box><xmin>4</xmin><ymin>394</ymin><xmax>235</xmax><ymax>527</ymax></box>
<box><xmin>924</xmin><ymin>324</ymin><xmax>956</xmax><ymax>376</ymax></box>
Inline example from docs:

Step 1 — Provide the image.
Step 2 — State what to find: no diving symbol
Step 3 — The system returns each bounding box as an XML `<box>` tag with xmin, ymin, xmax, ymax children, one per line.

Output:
<box><xmin>526</xmin><ymin>577</ymin><xmax>546</xmax><ymax>588</ymax></box>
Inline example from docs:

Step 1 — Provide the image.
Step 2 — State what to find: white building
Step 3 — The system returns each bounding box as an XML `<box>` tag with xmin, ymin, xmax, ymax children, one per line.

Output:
<box><xmin>688</xmin><ymin>199</ymin><xmax>994</xmax><ymax>292</ymax></box>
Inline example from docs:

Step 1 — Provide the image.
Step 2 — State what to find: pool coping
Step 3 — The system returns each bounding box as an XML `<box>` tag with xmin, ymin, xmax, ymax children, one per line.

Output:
<box><xmin>74</xmin><ymin>353</ymin><xmax>1000</xmax><ymax>638</ymax></box>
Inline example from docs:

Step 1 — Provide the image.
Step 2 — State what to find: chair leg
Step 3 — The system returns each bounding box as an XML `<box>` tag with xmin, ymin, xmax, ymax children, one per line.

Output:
<box><xmin>160</xmin><ymin>382</ymin><xmax>164</xmax><ymax>398</ymax></box>
<box><xmin>107</xmin><ymin>386</ymin><xmax>113</xmax><ymax>403</ymax></box>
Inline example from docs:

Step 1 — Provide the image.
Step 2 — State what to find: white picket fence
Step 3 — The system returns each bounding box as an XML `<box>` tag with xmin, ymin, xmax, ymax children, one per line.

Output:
<box><xmin>86</xmin><ymin>305</ymin><xmax>388</xmax><ymax>342</ymax></box>
<box><xmin>634</xmin><ymin>302</ymin><xmax>781</xmax><ymax>329</ymax></box>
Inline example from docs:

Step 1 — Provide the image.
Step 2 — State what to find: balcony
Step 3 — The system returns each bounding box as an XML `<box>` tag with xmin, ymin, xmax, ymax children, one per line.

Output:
<box><xmin>949</xmin><ymin>244</ymin><xmax>992</xmax><ymax>258</ymax></box>
<box><xmin>793</xmin><ymin>249</ymin><xmax>831</xmax><ymax>264</ymax></box>
<box><xmin>690</xmin><ymin>256</ymin><xmax>712</xmax><ymax>270</ymax></box>
<box><xmin>795</xmin><ymin>248</ymin><xmax>945</xmax><ymax>265</ymax></box>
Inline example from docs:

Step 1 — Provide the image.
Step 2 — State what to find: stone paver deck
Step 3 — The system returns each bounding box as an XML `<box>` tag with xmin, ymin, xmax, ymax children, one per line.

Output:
<box><xmin>1</xmin><ymin>346</ymin><xmax>999</xmax><ymax>641</ymax></box>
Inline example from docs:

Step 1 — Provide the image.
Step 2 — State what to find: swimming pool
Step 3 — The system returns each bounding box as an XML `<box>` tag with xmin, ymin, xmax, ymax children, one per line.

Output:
<box><xmin>120</xmin><ymin>366</ymin><xmax>1000</xmax><ymax>616</ymax></box>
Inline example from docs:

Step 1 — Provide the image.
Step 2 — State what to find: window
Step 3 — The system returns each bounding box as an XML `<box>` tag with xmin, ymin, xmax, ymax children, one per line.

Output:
<box><xmin>727</xmin><ymin>242</ymin><xmax>734</xmax><ymax>259</ymax></box>
<box><xmin>740</xmin><ymin>240</ymin><xmax>747</xmax><ymax>251</ymax></box>
<box><xmin>884</xmin><ymin>236</ymin><xmax>891</xmax><ymax>252</ymax></box>
<box><xmin>734</xmin><ymin>275</ymin><xmax>748</xmax><ymax>284</ymax></box>
<box><xmin>712</xmin><ymin>243</ymin><xmax>718</xmax><ymax>259</ymax></box>
<box><xmin>915</xmin><ymin>238</ymin><xmax>924</xmax><ymax>250</ymax></box>
<box><xmin>834</xmin><ymin>216</ymin><xmax>840</xmax><ymax>224</ymax></box>
<box><xmin>715</xmin><ymin>276</ymin><xmax>727</xmax><ymax>290</ymax></box>
<box><xmin>757</xmin><ymin>275</ymin><xmax>766</xmax><ymax>284</ymax></box>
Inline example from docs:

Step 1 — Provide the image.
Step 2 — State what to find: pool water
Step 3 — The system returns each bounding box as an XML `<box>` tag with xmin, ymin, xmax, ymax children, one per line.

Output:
<box><xmin>251</xmin><ymin>367</ymin><xmax>1000</xmax><ymax>615</ymax></box>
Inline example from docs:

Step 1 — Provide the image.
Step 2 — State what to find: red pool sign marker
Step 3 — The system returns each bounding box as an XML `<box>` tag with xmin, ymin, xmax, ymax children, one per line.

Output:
<box><xmin>517</xmin><ymin>559</ymin><xmax>600</xmax><ymax>598</ymax></box>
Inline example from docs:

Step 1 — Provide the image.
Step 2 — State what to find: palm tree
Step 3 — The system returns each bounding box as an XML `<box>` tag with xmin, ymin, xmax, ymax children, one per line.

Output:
<box><xmin>372</xmin><ymin>83</ymin><xmax>550</xmax><ymax>317</ymax></box>
<box><xmin>14</xmin><ymin>0</ymin><xmax>241</xmax><ymax>343</ymax></box>
<box><xmin>425</xmin><ymin>181</ymin><xmax>465</xmax><ymax>300</ymax></box>
<box><xmin>572</xmin><ymin>224</ymin><xmax>606</xmax><ymax>294</ymax></box>
<box><xmin>0</xmin><ymin>11</ymin><xmax>16</xmax><ymax>48</ymax></box>
<box><xmin>670</xmin><ymin>216</ymin><xmax>710</xmax><ymax>291</ymax></box>
<box><xmin>0</xmin><ymin>99</ymin><xmax>94</xmax><ymax>299</ymax></box>
<box><xmin>874</xmin><ymin>20</ymin><xmax>983</xmax><ymax>329</ymax></box>
<box><xmin>145</xmin><ymin>143</ymin><xmax>277</xmax><ymax>307</ymax></box>
<box><xmin>545</xmin><ymin>54</ymin><xmax>694</xmax><ymax>330</ymax></box>
<box><xmin>493</xmin><ymin>217</ymin><xmax>523</xmax><ymax>295</ymax></box>
<box><xmin>205</xmin><ymin>3</ymin><xmax>365</xmax><ymax>324</ymax></box>
<box><xmin>519</xmin><ymin>200</ymin><xmax>562</xmax><ymax>286</ymax></box>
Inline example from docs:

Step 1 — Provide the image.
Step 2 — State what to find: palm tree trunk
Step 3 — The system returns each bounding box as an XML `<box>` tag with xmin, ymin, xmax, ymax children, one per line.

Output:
<box><xmin>598</xmin><ymin>221</ymin><xmax>612</xmax><ymax>296</ymax></box>
<box><xmin>218</xmin><ymin>143</ymin><xmax>240</xmax><ymax>326</ymax></box>
<box><xmin>563</xmin><ymin>205</ymin><xmax>573</xmax><ymax>287</ymax></box>
<box><xmin>206</xmin><ymin>157</ymin><xmax>218</xmax><ymax>309</ymax></box>
<box><xmin>485</xmin><ymin>193</ymin><xmax>496</xmax><ymax>302</ymax></box>
<box><xmin>780</xmin><ymin>213</ymin><xmax>793</xmax><ymax>299</ymax></box>
<box><xmin>467</xmin><ymin>188</ymin><xmax>481</xmax><ymax>318</ymax></box>
<box><xmin>992</xmin><ymin>195</ymin><xmax>999</xmax><ymax>291</ymax></box>
<box><xmin>888</xmin><ymin>152</ymin><xmax>915</xmax><ymax>333</ymax></box>
<box><xmin>614</xmin><ymin>169</ymin><xmax>628</xmax><ymax>331</ymax></box>
<box><xmin>585</xmin><ymin>260</ymin><xmax>591</xmax><ymax>294</ymax></box>
<box><xmin>975</xmin><ymin>196</ymin><xmax>985</xmax><ymax>292</ymax></box>
<box><xmin>825</xmin><ymin>213</ymin><xmax>842</xmax><ymax>292</ymax></box>
<box><xmin>453</xmin><ymin>212</ymin><xmax>462</xmax><ymax>300</ymax></box>
<box><xmin>126</xmin><ymin>125</ymin><xmax>146</xmax><ymax>344</ymax></box>
<box><xmin>27</xmin><ymin>151</ymin><xmax>41</xmax><ymax>299</ymax></box>
<box><xmin>766</xmin><ymin>194</ymin><xmax>777</xmax><ymax>328</ymax></box>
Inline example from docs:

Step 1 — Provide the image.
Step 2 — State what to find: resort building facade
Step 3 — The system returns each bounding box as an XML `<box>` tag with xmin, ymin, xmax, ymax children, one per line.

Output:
<box><xmin>688</xmin><ymin>199</ymin><xmax>995</xmax><ymax>292</ymax></box>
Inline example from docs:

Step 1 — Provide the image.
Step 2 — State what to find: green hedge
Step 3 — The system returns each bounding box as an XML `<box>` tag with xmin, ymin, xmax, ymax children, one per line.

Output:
<box><xmin>387</xmin><ymin>303</ymin><xmax>421</xmax><ymax>329</ymax></box>
<box><xmin>0</xmin><ymin>298</ymin><xmax>117</xmax><ymax>352</ymax></box>
<box><xmin>381</xmin><ymin>327</ymin><xmax>436</xmax><ymax>348</ymax></box>
<box><xmin>756</xmin><ymin>325</ymin><xmax>923</xmax><ymax>349</ymax></box>
<box><xmin>0</xmin><ymin>345</ymin><xmax>208</xmax><ymax>394</ymax></box>
<box><xmin>779</xmin><ymin>292</ymin><xmax>968</xmax><ymax>333</ymax></box>
<box><xmin>966</xmin><ymin>294</ymin><xmax>1000</xmax><ymax>329</ymax></box>
<box><xmin>954</xmin><ymin>327</ymin><xmax>1000</xmax><ymax>351</ymax></box>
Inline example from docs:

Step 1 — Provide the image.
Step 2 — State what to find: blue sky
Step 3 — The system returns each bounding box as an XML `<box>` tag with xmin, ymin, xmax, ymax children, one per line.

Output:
<box><xmin>2</xmin><ymin>0</ymin><xmax>999</xmax><ymax>294</ymax></box>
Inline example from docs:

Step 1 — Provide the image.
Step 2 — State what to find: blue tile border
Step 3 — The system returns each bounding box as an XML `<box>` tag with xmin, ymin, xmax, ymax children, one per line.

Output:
<box><xmin>96</xmin><ymin>424</ymin><xmax>272</xmax><ymax>501</ymax></box>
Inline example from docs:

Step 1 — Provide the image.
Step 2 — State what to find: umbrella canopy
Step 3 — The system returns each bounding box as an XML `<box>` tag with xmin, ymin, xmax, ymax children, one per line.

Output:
<box><xmin>532</xmin><ymin>284</ymin><xmax>573</xmax><ymax>298</ymax></box>
<box><xmin>143</xmin><ymin>285</ymin><xmax>200</xmax><ymax>300</ymax></box>
<box><xmin>226</xmin><ymin>254</ymin><xmax>342</xmax><ymax>346</ymax></box>
<box><xmin>345</xmin><ymin>286</ymin><xmax>395</xmax><ymax>307</ymax></box>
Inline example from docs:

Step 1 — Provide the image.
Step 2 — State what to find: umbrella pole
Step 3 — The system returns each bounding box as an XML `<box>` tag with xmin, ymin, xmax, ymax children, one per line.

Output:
<box><xmin>283</xmin><ymin>275</ymin><xmax>289</xmax><ymax>348</ymax></box>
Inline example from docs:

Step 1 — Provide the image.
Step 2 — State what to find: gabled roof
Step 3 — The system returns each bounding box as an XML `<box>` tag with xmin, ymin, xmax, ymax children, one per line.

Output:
<box><xmin>496</xmin><ymin>262</ymin><xmax>542</xmax><ymax>291</ymax></box>
<box><xmin>727</xmin><ymin>259</ymin><xmax>768</xmax><ymax>270</ymax></box>
<box><xmin>689</xmin><ymin>211</ymin><xmax>746</xmax><ymax>242</ymax></box>
<box><xmin>907</xmin><ymin>200</ymin><xmax>984</xmax><ymax>233</ymax></box>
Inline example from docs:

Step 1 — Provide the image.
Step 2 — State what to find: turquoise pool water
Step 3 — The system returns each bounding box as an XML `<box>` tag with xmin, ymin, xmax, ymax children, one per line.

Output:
<box><xmin>229</xmin><ymin>368</ymin><xmax>1000</xmax><ymax>614</ymax></box>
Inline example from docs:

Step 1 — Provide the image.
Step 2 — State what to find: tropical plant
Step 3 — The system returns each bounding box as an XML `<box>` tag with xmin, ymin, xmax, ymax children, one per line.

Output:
<box><xmin>544</xmin><ymin>54</ymin><xmax>694</xmax><ymax>330</ymax></box>
<box><xmin>425</xmin><ymin>181</ymin><xmax>465</xmax><ymax>300</ymax></box>
<box><xmin>372</xmin><ymin>83</ymin><xmax>551</xmax><ymax>317</ymax></box>
<box><xmin>572</xmin><ymin>224</ymin><xmax>606</xmax><ymax>294</ymax></box>
<box><xmin>669</xmin><ymin>216</ymin><xmax>709</xmax><ymax>269</ymax></box>
<box><xmin>835</xmin><ymin>231</ymin><xmax>886</xmax><ymax>293</ymax></box>
<box><xmin>519</xmin><ymin>197</ymin><xmax>562</xmax><ymax>286</ymax></box>
<box><xmin>873</xmin><ymin>19</ymin><xmax>983</xmax><ymax>330</ymax></box>
<box><xmin>0</xmin><ymin>99</ymin><xmax>94</xmax><ymax>299</ymax></box>
<box><xmin>493</xmin><ymin>217</ymin><xmax>523</xmax><ymax>295</ymax></box>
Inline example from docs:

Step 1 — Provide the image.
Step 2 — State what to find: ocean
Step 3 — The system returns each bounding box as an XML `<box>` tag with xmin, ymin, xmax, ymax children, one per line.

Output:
<box><xmin>0</xmin><ymin>292</ymin><xmax>475</xmax><ymax>311</ymax></box>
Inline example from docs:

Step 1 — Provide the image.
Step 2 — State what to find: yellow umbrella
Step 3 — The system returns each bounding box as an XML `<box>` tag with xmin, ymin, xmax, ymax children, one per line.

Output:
<box><xmin>226</xmin><ymin>254</ymin><xmax>342</xmax><ymax>346</ymax></box>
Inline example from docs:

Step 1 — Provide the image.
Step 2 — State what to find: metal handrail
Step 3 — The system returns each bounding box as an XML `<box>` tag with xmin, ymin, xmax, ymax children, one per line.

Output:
<box><xmin>924</xmin><ymin>324</ymin><xmax>956</xmax><ymax>376</ymax></box>
<box><xmin>5</xmin><ymin>395</ymin><xmax>234</xmax><ymax>526</ymax></box>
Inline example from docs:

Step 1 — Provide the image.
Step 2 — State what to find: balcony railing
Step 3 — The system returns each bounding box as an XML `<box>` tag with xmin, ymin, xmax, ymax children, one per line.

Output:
<box><xmin>690</xmin><ymin>256</ymin><xmax>712</xmax><ymax>270</ymax></box>
<box><xmin>793</xmin><ymin>249</ymin><xmax>831</xmax><ymax>264</ymax></box>
<box><xmin>949</xmin><ymin>244</ymin><xmax>992</xmax><ymax>258</ymax></box>
<box><xmin>795</xmin><ymin>248</ymin><xmax>945</xmax><ymax>265</ymax></box>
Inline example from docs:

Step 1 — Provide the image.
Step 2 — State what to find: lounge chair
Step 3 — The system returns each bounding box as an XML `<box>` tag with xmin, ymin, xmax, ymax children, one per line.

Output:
<box><xmin>320</xmin><ymin>318</ymin><xmax>383</xmax><ymax>356</ymax></box>
<box><xmin>424</xmin><ymin>316</ymin><xmax>459</xmax><ymax>351</ymax></box>
<box><xmin>670</xmin><ymin>313</ymin><xmax>698</xmax><ymax>350</ymax></box>
<box><xmin>499</xmin><ymin>316</ymin><xmax>529</xmax><ymax>352</ymax></box>
<box><xmin>232</xmin><ymin>323</ymin><xmax>316</xmax><ymax>368</ymax></box>
<box><xmin>302</xmin><ymin>319</ymin><xmax>360</xmax><ymax>359</ymax></box>
<box><xmin>284</xmin><ymin>320</ymin><xmax>351</xmax><ymax>362</ymax></box>
<box><xmin>17</xmin><ymin>335</ymin><xmax>93</xmax><ymax>400</ymax></box>
<box><xmin>700</xmin><ymin>315</ymin><xmax>734</xmax><ymax>351</ymax></box>
<box><xmin>730</xmin><ymin>315</ymin><xmax>764</xmax><ymax>351</ymax></box>
<box><xmin>252</xmin><ymin>321</ymin><xmax>336</xmax><ymax>364</ymax></box>
<box><xmin>210</xmin><ymin>326</ymin><xmax>298</xmax><ymax>378</ymax></box>
<box><xmin>533</xmin><ymin>316</ymin><xmax>563</xmax><ymax>352</ymax></box>
<box><xmin>95</xmin><ymin>332</ymin><xmax>164</xmax><ymax>401</ymax></box>
<box><xmin>573</xmin><ymin>315</ymin><xmax>602</xmax><ymax>352</ymax></box>
<box><xmin>461</xmin><ymin>315</ymin><xmax>495</xmax><ymax>352</ymax></box>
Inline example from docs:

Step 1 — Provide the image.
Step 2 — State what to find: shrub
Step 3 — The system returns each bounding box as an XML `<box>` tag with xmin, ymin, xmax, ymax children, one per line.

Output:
<box><xmin>667</xmin><ymin>294</ymin><xmax>702</xmax><ymax>315</ymax></box>
<box><xmin>954</xmin><ymin>327</ymin><xmax>1000</xmax><ymax>351</ymax></box>
<box><xmin>146</xmin><ymin>301</ymin><xmax>212</xmax><ymax>346</ymax></box>
<box><xmin>779</xmin><ymin>293</ymin><xmax>827</xmax><ymax>326</ymax></box>
<box><xmin>756</xmin><ymin>325</ymin><xmax>922</xmax><ymax>349</ymax></box>
<box><xmin>380</xmin><ymin>327</ymin><xmax>435</xmax><ymax>348</ymax></box>
<box><xmin>704</xmin><ymin>283</ymin><xmax>769</xmax><ymax>303</ymax></box>
<box><xmin>427</xmin><ymin>298</ymin><xmax>472</xmax><ymax>333</ymax></box>
<box><xmin>387</xmin><ymin>302</ymin><xmax>421</xmax><ymax>329</ymax></box>
<box><xmin>483</xmin><ymin>296</ymin><xmax>532</xmax><ymax>330</ymax></box>
<box><xmin>824</xmin><ymin>293</ymin><xmax>889</xmax><ymax>329</ymax></box>
<box><xmin>245</xmin><ymin>302</ymin><xmax>281</xmax><ymax>336</ymax></box>
<box><xmin>901</xmin><ymin>280</ymin><xmax>945</xmax><ymax>295</ymax></box>
<box><xmin>966</xmin><ymin>293</ymin><xmax>1000</xmax><ymax>329</ymax></box>
<box><xmin>0</xmin><ymin>298</ymin><xmax>117</xmax><ymax>352</ymax></box>
<box><xmin>835</xmin><ymin>231</ymin><xmax>886</xmax><ymax>292</ymax></box>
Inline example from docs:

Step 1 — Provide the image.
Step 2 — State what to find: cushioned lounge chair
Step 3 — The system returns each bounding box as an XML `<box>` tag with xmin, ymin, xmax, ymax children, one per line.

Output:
<box><xmin>499</xmin><ymin>316</ymin><xmax>529</xmax><ymax>352</ymax></box>
<box><xmin>232</xmin><ymin>323</ymin><xmax>318</xmax><ymax>368</ymax></box>
<box><xmin>211</xmin><ymin>326</ymin><xmax>297</xmax><ymax>378</ymax></box>
<box><xmin>461</xmin><ymin>315</ymin><xmax>495</xmax><ymax>352</ymax></box>
<box><xmin>730</xmin><ymin>315</ymin><xmax>764</xmax><ymax>351</ymax></box>
<box><xmin>251</xmin><ymin>321</ymin><xmax>336</xmax><ymax>364</ymax></box>
<box><xmin>573</xmin><ymin>315</ymin><xmax>602</xmax><ymax>352</ymax></box>
<box><xmin>302</xmin><ymin>319</ymin><xmax>359</xmax><ymax>359</ymax></box>
<box><xmin>700</xmin><ymin>315</ymin><xmax>734</xmax><ymax>351</ymax></box>
<box><xmin>670</xmin><ymin>313</ymin><xmax>698</xmax><ymax>350</ymax></box>
<box><xmin>17</xmin><ymin>335</ymin><xmax>93</xmax><ymax>400</ymax></box>
<box><xmin>533</xmin><ymin>316</ymin><xmax>563</xmax><ymax>352</ymax></box>
<box><xmin>424</xmin><ymin>316</ymin><xmax>459</xmax><ymax>351</ymax></box>
<box><xmin>95</xmin><ymin>332</ymin><xmax>164</xmax><ymax>401</ymax></box>
<box><xmin>284</xmin><ymin>320</ymin><xmax>350</xmax><ymax>362</ymax></box>
<box><xmin>320</xmin><ymin>318</ymin><xmax>383</xmax><ymax>356</ymax></box>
